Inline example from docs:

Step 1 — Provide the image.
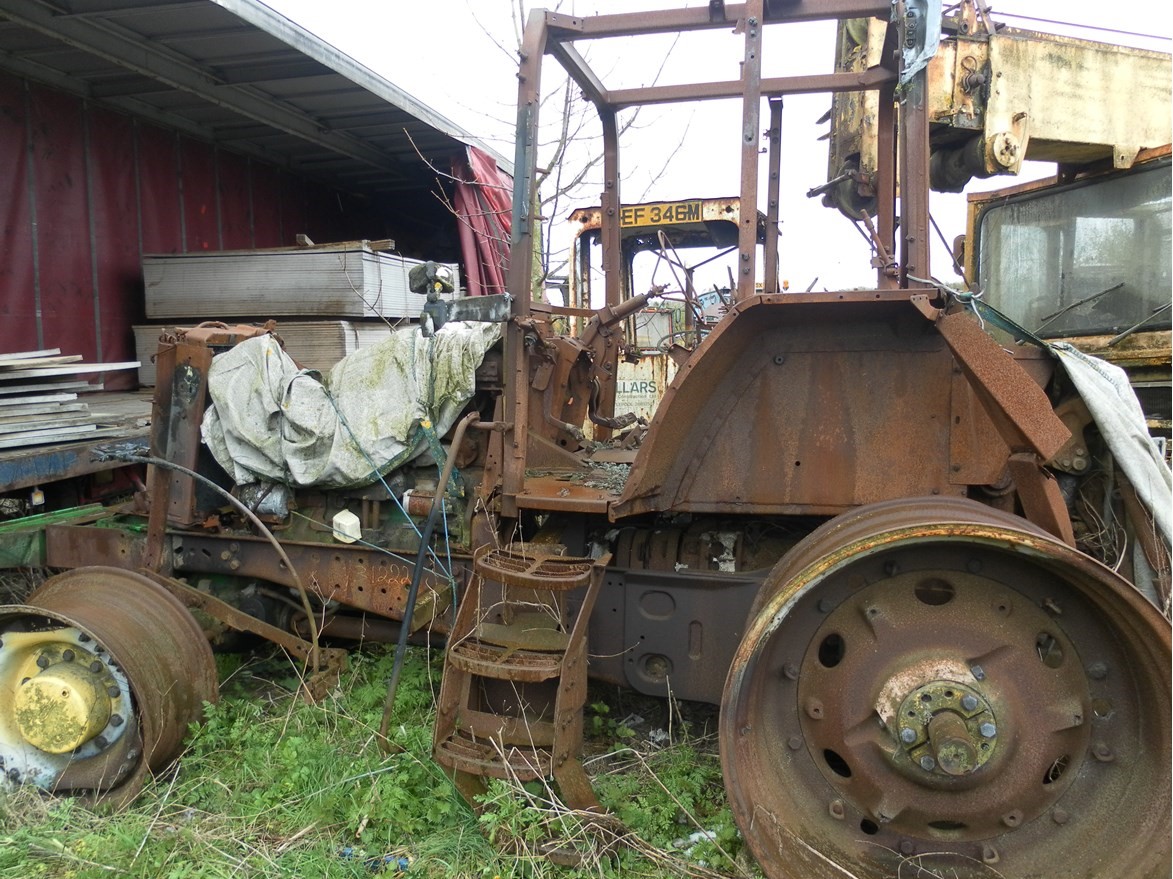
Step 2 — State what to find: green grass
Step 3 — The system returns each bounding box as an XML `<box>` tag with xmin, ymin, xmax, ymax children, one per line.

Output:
<box><xmin>0</xmin><ymin>644</ymin><xmax>755</xmax><ymax>879</ymax></box>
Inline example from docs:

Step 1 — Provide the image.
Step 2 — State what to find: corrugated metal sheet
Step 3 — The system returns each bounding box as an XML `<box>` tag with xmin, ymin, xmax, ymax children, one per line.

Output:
<box><xmin>0</xmin><ymin>0</ymin><xmax>508</xmax><ymax>196</ymax></box>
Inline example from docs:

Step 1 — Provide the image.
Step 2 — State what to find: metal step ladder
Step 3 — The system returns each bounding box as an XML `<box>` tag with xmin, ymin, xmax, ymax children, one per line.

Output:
<box><xmin>433</xmin><ymin>546</ymin><xmax>609</xmax><ymax>811</ymax></box>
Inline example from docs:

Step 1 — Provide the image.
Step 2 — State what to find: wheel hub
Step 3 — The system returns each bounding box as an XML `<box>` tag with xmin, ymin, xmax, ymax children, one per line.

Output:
<box><xmin>797</xmin><ymin>566</ymin><xmax>1091</xmax><ymax>840</ymax></box>
<box><xmin>14</xmin><ymin>644</ymin><xmax>117</xmax><ymax>754</ymax></box>
<box><xmin>892</xmin><ymin>680</ymin><xmax>996</xmax><ymax>777</ymax></box>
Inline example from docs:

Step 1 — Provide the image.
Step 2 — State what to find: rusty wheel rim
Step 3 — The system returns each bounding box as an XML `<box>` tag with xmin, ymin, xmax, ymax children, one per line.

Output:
<box><xmin>720</xmin><ymin>498</ymin><xmax>1171</xmax><ymax>879</ymax></box>
<box><xmin>0</xmin><ymin>567</ymin><xmax>218</xmax><ymax>807</ymax></box>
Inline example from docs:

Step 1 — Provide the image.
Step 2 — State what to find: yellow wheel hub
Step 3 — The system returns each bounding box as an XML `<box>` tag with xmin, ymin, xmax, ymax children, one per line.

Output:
<box><xmin>15</xmin><ymin>658</ymin><xmax>112</xmax><ymax>754</ymax></box>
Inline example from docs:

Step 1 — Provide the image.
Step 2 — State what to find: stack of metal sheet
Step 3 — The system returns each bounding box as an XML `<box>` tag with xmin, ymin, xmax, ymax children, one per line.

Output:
<box><xmin>142</xmin><ymin>240</ymin><xmax>457</xmax><ymax>320</ymax></box>
<box><xmin>136</xmin><ymin>240</ymin><xmax>455</xmax><ymax>387</ymax></box>
<box><xmin>0</xmin><ymin>349</ymin><xmax>139</xmax><ymax>449</ymax></box>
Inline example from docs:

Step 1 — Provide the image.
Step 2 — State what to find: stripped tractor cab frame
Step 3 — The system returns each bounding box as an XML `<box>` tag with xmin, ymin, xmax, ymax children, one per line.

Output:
<box><xmin>475</xmin><ymin>2</ymin><xmax>1171</xmax><ymax>877</ymax></box>
<box><xmin>1</xmin><ymin>4</ymin><xmax>1168</xmax><ymax>879</ymax></box>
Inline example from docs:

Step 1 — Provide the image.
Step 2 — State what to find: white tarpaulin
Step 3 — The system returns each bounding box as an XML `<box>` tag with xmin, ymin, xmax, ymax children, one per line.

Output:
<box><xmin>202</xmin><ymin>321</ymin><xmax>500</xmax><ymax>489</ymax></box>
<box><xmin>1051</xmin><ymin>342</ymin><xmax>1172</xmax><ymax>547</ymax></box>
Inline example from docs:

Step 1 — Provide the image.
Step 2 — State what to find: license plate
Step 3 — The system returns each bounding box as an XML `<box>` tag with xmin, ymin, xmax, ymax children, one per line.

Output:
<box><xmin>619</xmin><ymin>201</ymin><xmax>702</xmax><ymax>228</ymax></box>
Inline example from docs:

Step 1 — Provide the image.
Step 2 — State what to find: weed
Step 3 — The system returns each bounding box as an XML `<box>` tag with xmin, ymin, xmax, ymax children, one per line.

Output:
<box><xmin>0</xmin><ymin>644</ymin><xmax>750</xmax><ymax>878</ymax></box>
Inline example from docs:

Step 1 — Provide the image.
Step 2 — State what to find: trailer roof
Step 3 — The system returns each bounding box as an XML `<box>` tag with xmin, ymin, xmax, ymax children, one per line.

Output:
<box><xmin>0</xmin><ymin>0</ymin><xmax>511</xmax><ymax>194</ymax></box>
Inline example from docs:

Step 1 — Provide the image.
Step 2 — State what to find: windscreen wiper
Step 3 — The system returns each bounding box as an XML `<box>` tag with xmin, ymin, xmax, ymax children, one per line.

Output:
<box><xmin>1108</xmin><ymin>302</ymin><xmax>1172</xmax><ymax>347</ymax></box>
<box><xmin>1034</xmin><ymin>281</ymin><xmax>1125</xmax><ymax>334</ymax></box>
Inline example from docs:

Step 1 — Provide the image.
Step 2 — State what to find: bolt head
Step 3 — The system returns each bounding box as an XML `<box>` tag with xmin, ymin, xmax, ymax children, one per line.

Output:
<box><xmin>919</xmin><ymin>755</ymin><xmax>936</xmax><ymax>771</ymax></box>
<box><xmin>900</xmin><ymin>727</ymin><xmax>917</xmax><ymax>744</ymax></box>
<box><xmin>979</xmin><ymin>722</ymin><xmax>997</xmax><ymax>739</ymax></box>
<box><xmin>971</xmin><ymin>665</ymin><xmax>986</xmax><ymax>681</ymax></box>
<box><xmin>961</xmin><ymin>694</ymin><xmax>979</xmax><ymax>712</ymax></box>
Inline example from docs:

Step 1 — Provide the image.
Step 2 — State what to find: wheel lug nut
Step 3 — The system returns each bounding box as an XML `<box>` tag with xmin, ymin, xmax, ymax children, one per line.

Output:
<box><xmin>107</xmin><ymin>685</ymin><xmax>121</xmax><ymax>698</ymax></box>
<box><xmin>35</xmin><ymin>654</ymin><xmax>50</xmax><ymax>669</ymax></box>
<box><xmin>919</xmin><ymin>755</ymin><xmax>936</xmax><ymax>771</ymax></box>
<box><xmin>782</xmin><ymin>663</ymin><xmax>799</xmax><ymax>680</ymax></box>
<box><xmin>787</xmin><ymin>735</ymin><xmax>803</xmax><ymax>750</ymax></box>
<box><xmin>899</xmin><ymin>840</ymin><xmax>915</xmax><ymax>855</ymax></box>
<box><xmin>961</xmin><ymin>694</ymin><xmax>978</xmax><ymax>712</ymax></box>
<box><xmin>979</xmin><ymin>722</ymin><xmax>997</xmax><ymax>739</ymax></box>
<box><xmin>89</xmin><ymin>661</ymin><xmax>102</xmax><ymax>673</ymax></box>
<box><xmin>900</xmin><ymin>727</ymin><xmax>916</xmax><ymax>744</ymax></box>
<box><xmin>1087</xmin><ymin>661</ymin><xmax>1108</xmax><ymax>680</ymax></box>
<box><xmin>1052</xmin><ymin>808</ymin><xmax>1070</xmax><ymax>825</ymax></box>
<box><xmin>93</xmin><ymin>735</ymin><xmax>108</xmax><ymax>749</ymax></box>
<box><xmin>61</xmin><ymin>649</ymin><xmax>75</xmax><ymax>662</ymax></box>
<box><xmin>110</xmin><ymin>714</ymin><xmax>124</xmax><ymax>727</ymax></box>
<box><xmin>970</xmin><ymin>665</ymin><xmax>985</xmax><ymax>681</ymax></box>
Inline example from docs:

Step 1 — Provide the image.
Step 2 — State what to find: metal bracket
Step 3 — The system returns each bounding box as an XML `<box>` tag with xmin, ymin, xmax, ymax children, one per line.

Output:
<box><xmin>137</xmin><ymin>568</ymin><xmax>348</xmax><ymax>702</ymax></box>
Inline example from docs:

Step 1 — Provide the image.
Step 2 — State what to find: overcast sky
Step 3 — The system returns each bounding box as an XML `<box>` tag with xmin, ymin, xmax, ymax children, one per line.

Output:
<box><xmin>263</xmin><ymin>1</ymin><xmax>1171</xmax><ymax>292</ymax></box>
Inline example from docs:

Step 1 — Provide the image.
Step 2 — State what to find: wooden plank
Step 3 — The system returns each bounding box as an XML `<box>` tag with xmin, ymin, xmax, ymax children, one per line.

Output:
<box><xmin>0</xmin><ymin>381</ymin><xmax>100</xmax><ymax>396</ymax></box>
<box><xmin>0</xmin><ymin>355</ymin><xmax>84</xmax><ymax>369</ymax></box>
<box><xmin>0</xmin><ymin>393</ymin><xmax>79</xmax><ymax>408</ymax></box>
<box><xmin>0</xmin><ymin>348</ymin><xmax>61</xmax><ymax>361</ymax></box>
<box><xmin>0</xmin><ymin>362</ymin><xmax>139</xmax><ymax>382</ymax></box>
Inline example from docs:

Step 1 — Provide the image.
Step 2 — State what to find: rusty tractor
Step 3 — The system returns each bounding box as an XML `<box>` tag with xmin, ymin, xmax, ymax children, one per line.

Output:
<box><xmin>1</xmin><ymin>3</ymin><xmax>1170</xmax><ymax>878</ymax></box>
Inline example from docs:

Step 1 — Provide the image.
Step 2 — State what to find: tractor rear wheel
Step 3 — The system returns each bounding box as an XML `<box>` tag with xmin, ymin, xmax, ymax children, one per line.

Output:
<box><xmin>721</xmin><ymin>498</ymin><xmax>1171</xmax><ymax>878</ymax></box>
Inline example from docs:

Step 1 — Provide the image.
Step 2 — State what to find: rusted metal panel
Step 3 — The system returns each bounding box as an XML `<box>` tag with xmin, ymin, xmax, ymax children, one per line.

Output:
<box><xmin>170</xmin><ymin>534</ymin><xmax>458</xmax><ymax>633</ymax></box>
<box><xmin>45</xmin><ymin>522</ymin><xmax>148</xmax><ymax>571</ymax></box>
<box><xmin>948</xmin><ymin>368</ymin><xmax>1010</xmax><ymax>486</ymax></box>
<box><xmin>148</xmin><ymin>339</ymin><xmax>217</xmax><ymax>530</ymax></box>
<box><xmin>516</xmin><ymin>473</ymin><xmax>614</xmax><ymax>514</ymax></box>
<box><xmin>936</xmin><ymin>310</ymin><xmax>1070</xmax><ymax>459</ymax></box>
<box><xmin>1006</xmin><ymin>452</ymin><xmax>1076</xmax><ymax>546</ymax></box>
<box><xmin>613</xmin><ymin>296</ymin><xmax>969</xmax><ymax>519</ymax></box>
